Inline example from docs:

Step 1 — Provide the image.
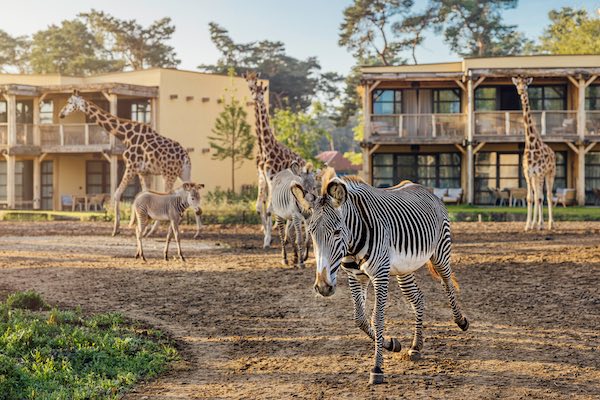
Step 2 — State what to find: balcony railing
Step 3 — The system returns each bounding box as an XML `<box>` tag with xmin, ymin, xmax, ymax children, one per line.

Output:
<box><xmin>0</xmin><ymin>123</ymin><xmax>35</xmax><ymax>146</ymax></box>
<box><xmin>370</xmin><ymin>113</ymin><xmax>467</xmax><ymax>139</ymax></box>
<box><xmin>474</xmin><ymin>111</ymin><xmax>578</xmax><ymax>138</ymax></box>
<box><xmin>40</xmin><ymin>124</ymin><xmax>111</xmax><ymax>147</ymax></box>
<box><xmin>586</xmin><ymin>110</ymin><xmax>600</xmax><ymax>136</ymax></box>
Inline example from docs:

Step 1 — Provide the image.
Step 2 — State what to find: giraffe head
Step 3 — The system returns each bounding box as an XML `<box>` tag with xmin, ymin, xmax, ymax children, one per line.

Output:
<box><xmin>512</xmin><ymin>77</ymin><xmax>533</xmax><ymax>96</ymax></box>
<box><xmin>243</xmin><ymin>71</ymin><xmax>267</xmax><ymax>103</ymax></box>
<box><xmin>59</xmin><ymin>90</ymin><xmax>87</xmax><ymax>119</ymax></box>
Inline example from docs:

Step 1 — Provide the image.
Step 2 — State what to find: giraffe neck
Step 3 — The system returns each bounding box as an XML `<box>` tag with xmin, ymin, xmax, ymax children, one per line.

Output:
<box><xmin>83</xmin><ymin>100</ymin><xmax>151</xmax><ymax>144</ymax></box>
<box><xmin>518</xmin><ymin>91</ymin><xmax>541</xmax><ymax>150</ymax></box>
<box><xmin>254</xmin><ymin>96</ymin><xmax>277</xmax><ymax>156</ymax></box>
<box><xmin>253</xmin><ymin>104</ymin><xmax>264</xmax><ymax>161</ymax></box>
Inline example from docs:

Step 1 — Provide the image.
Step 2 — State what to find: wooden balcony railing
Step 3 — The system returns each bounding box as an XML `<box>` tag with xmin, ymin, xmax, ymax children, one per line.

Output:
<box><xmin>370</xmin><ymin>113</ymin><xmax>467</xmax><ymax>140</ymax></box>
<box><xmin>40</xmin><ymin>124</ymin><xmax>111</xmax><ymax>147</ymax></box>
<box><xmin>586</xmin><ymin>110</ymin><xmax>600</xmax><ymax>136</ymax></box>
<box><xmin>474</xmin><ymin>111</ymin><xmax>578</xmax><ymax>138</ymax></box>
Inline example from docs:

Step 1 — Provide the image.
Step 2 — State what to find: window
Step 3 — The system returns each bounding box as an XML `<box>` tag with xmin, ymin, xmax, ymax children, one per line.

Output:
<box><xmin>586</xmin><ymin>86</ymin><xmax>600</xmax><ymax>110</ymax></box>
<box><xmin>40</xmin><ymin>101</ymin><xmax>53</xmax><ymax>124</ymax></box>
<box><xmin>475</xmin><ymin>151</ymin><xmax>567</xmax><ymax>204</ymax></box>
<box><xmin>41</xmin><ymin>161</ymin><xmax>53</xmax><ymax>210</ymax></box>
<box><xmin>86</xmin><ymin>161</ymin><xmax>141</xmax><ymax>202</ymax></box>
<box><xmin>0</xmin><ymin>101</ymin><xmax>6</xmax><ymax>123</ymax></box>
<box><xmin>372</xmin><ymin>153</ymin><xmax>461</xmax><ymax>189</ymax></box>
<box><xmin>16</xmin><ymin>100</ymin><xmax>33</xmax><ymax>123</ymax></box>
<box><xmin>131</xmin><ymin>100</ymin><xmax>152</xmax><ymax>123</ymax></box>
<box><xmin>372</xmin><ymin>90</ymin><xmax>402</xmax><ymax>115</ymax></box>
<box><xmin>585</xmin><ymin>152</ymin><xmax>600</xmax><ymax>204</ymax></box>
<box><xmin>528</xmin><ymin>86</ymin><xmax>566</xmax><ymax>111</ymax></box>
<box><xmin>475</xmin><ymin>87</ymin><xmax>497</xmax><ymax>111</ymax></box>
<box><xmin>432</xmin><ymin>89</ymin><xmax>460</xmax><ymax>113</ymax></box>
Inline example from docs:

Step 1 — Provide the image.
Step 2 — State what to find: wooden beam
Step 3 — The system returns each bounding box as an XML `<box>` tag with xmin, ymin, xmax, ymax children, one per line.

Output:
<box><xmin>473</xmin><ymin>141</ymin><xmax>486</xmax><ymax>154</ymax></box>
<box><xmin>584</xmin><ymin>142</ymin><xmax>597</xmax><ymax>154</ymax></box>
<box><xmin>567</xmin><ymin>76</ymin><xmax>580</xmax><ymax>88</ymax></box>
<box><xmin>585</xmin><ymin>75</ymin><xmax>598</xmax><ymax>87</ymax></box>
<box><xmin>566</xmin><ymin>141</ymin><xmax>579</xmax><ymax>154</ymax></box>
<box><xmin>453</xmin><ymin>79</ymin><xmax>466</xmax><ymax>92</ymax></box>
<box><xmin>453</xmin><ymin>143</ymin><xmax>466</xmax><ymax>155</ymax></box>
<box><xmin>473</xmin><ymin>77</ymin><xmax>485</xmax><ymax>89</ymax></box>
<box><xmin>472</xmin><ymin>68</ymin><xmax>600</xmax><ymax>78</ymax></box>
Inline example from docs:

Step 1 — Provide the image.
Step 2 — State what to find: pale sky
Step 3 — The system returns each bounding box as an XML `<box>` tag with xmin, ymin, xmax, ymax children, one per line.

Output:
<box><xmin>0</xmin><ymin>0</ymin><xmax>598</xmax><ymax>76</ymax></box>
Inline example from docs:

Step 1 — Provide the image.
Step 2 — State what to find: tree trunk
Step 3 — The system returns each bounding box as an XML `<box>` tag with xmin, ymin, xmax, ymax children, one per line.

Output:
<box><xmin>231</xmin><ymin>155</ymin><xmax>235</xmax><ymax>193</ymax></box>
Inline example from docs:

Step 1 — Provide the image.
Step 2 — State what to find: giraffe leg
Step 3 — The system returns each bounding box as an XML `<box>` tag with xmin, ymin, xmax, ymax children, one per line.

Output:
<box><xmin>347</xmin><ymin>271</ymin><xmax>401</xmax><ymax>353</ymax></box>
<box><xmin>530</xmin><ymin>176</ymin><xmax>540</xmax><ymax>231</ymax></box>
<box><xmin>535</xmin><ymin>178</ymin><xmax>545</xmax><ymax>230</ymax></box>
<box><xmin>546</xmin><ymin>174</ymin><xmax>555</xmax><ymax>230</ymax></box>
<box><xmin>397</xmin><ymin>273</ymin><xmax>425</xmax><ymax>360</ymax></box>
<box><xmin>113</xmin><ymin>168</ymin><xmax>135</xmax><ymax>236</ymax></box>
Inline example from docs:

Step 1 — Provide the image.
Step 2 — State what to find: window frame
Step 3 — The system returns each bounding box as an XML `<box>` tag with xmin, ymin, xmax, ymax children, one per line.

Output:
<box><xmin>372</xmin><ymin>152</ymin><xmax>461</xmax><ymax>189</ymax></box>
<box><xmin>371</xmin><ymin>89</ymin><xmax>402</xmax><ymax>115</ymax></box>
<box><xmin>432</xmin><ymin>88</ymin><xmax>461</xmax><ymax>114</ymax></box>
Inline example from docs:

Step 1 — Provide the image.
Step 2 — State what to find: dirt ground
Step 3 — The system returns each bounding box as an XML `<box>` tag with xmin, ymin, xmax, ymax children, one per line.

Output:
<box><xmin>0</xmin><ymin>220</ymin><xmax>599</xmax><ymax>399</ymax></box>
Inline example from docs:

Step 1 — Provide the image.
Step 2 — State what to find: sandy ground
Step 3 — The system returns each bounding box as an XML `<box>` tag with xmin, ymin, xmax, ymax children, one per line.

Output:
<box><xmin>0</xmin><ymin>220</ymin><xmax>599</xmax><ymax>399</ymax></box>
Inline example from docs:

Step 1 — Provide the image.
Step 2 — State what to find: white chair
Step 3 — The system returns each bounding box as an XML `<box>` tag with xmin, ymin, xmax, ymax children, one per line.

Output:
<box><xmin>443</xmin><ymin>188</ymin><xmax>463</xmax><ymax>204</ymax></box>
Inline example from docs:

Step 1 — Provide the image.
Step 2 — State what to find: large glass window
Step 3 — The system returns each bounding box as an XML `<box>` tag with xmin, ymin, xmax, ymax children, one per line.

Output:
<box><xmin>585</xmin><ymin>86</ymin><xmax>600</xmax><ymax>110</ymax></box>
<box><xmin>41</xmin><ymin>161</ymin><xmax>53</xmax><ymax>210</ymax></box>
<box><xmin>16</xmin><ymin>100</ymin><xmax>33</xmax><ymax>123</ymax></box>
<box><xmin>475</xmin><ymin>151</ymin><xmax>567</xmax><ymax>204</ymax></box>
<box><xmin>432</xmin><ymin>89</ymin><xmax>460</xmax><ymax>113</ymax></box>
<box><xmin>40</xmin><ymin>101</ymin><xmax>53</xmax><ymax>124</ymax></box>
<box><xmin>585</xmin><ymin>152</ymin><xmax>600</xmax><ymax>204</ymax></box>
<box><xmin>372</xmin><ymin>153</ymin><xmax>461</xmax><ymax>189</ymax></box>
<box><xmin>86</xmin><ymin>161</ymin><xmax>140</xmax><ymax>202</ymax></box>
<box><xmin>528</xmin><ymin>86</ymin><xmax>566</xmax><ymax>110</ymax></box>
<box><xmin>372</xmin><ymin>89</ymin><xmax>402</xmax><ymax>115</ymax></box>
<box><xmin>475</xmin><ymin>87</ymin><xmax>497</xmax><ymax>111</ymax></box>
<box><xmin>131</xmin><ymin>100</ymin><xmax>152</xmax><ymax>123</ymax></box>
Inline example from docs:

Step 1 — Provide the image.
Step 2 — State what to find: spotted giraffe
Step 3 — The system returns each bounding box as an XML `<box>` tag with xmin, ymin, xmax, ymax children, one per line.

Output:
<box><xmin>59</xmin><ymin>90</ymin><xmax>202</xmax><ymax>237</ymax></box>
<box><xmin>244</xmin><ymin>72</ymin><xmax>306</xmax><ymax>248</ymax></box>
<box><xmin>513</xmin><ymin>77</ymin><xmax>556</xmax><ymax>230</ymax></box>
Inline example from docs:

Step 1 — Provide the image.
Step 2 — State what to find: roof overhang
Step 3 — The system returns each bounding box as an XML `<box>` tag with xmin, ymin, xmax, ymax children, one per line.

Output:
<box><xmin>0</xmin><ymin>82</ymin><xmax>159</xmax><ymax>97</ymax></box>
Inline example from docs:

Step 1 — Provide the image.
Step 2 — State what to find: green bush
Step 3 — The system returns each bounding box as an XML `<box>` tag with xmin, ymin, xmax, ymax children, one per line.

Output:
<box><xmin>5</xmin><ymin>291</ymin><xmax>49</xmax><ymax>311</ymax></box>
<box><xmin>0</xmin><ymin>291</ymin><xmax>177</xmax><ymax>400</ymax></box>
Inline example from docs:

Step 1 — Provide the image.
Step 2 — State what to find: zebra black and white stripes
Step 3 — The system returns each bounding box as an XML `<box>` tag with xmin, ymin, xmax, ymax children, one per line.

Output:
<box><xmin>292</xmin><ymin>173</ymin><xmax>469</xmax><ymax>385</ymax></box>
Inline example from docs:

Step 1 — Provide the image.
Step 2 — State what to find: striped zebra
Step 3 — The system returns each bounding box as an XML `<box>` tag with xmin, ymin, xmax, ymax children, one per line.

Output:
<box><xmin>129</xmin><ymin>182</ymin><xmax>204</xmax><ymax>261</ymax></box>
<box><xmin>292</xmin><ymin>171</ymin><xmax>469</xmax><ymax>385</ymax></box>
<box><xmin>267</xmin><ymin>162</ymin><xmax>316</xmax><ymax>268</ymax></box>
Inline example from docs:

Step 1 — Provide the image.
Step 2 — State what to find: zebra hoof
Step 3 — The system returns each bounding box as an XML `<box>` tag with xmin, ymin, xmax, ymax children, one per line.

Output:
<box><xmin>408</xmin><ymin>350</ymin><xmax>422</xmax><ymax>361</ymax></box>
<box><xmin>369</xmin><ymin>367</ymin><xmax>384</xmax><ymax>385</ymax></box>
<box><xmin>457</xmin><ymin>317</ymin><xmax>469</xmax><ymax>331</ymax></box>
<box><xmin>385</xmin><ymin>338</ymin><xmax>402</xmax><ymax>352</ymax></box>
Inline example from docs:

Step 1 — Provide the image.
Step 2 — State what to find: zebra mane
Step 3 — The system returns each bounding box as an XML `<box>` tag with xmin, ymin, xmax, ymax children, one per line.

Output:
<box><xmin>319</xmin><ymin>167</ymin><xmax>337</xmax><ymax>195</ymax></box>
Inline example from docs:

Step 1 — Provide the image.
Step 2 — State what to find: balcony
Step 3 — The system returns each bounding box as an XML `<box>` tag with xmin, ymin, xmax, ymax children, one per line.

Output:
<box><xmin>0</xmin><ymin>123</ymin><xmax>122</xmax><ymax>154</ymax></box>
<box><xmin>369</xmin><ymin>113</ymin><xmax>466</xmax><ymax>144</ymax></box>
<box><xmin>586</xmin><ymin>111</ymin><xmax>600</xmax><ymax>136</ymax></box>
<box><xmin>474</xmin><ymin>111</ymin><xmax>578</xmax><ymax>142</ymax></box>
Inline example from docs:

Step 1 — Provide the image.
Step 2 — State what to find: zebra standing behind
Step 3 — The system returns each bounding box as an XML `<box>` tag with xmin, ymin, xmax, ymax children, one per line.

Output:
<box><xmin>292</xmin><ymin>170</ymin><xmax>469</xmax><ymax>385</ymax></box>
<box><xmin>129</xmin><ymin>182</ymin><xmax>204</xmax><ymax>262</ymax></box>
<box><xmin>267</xmin><ymin>161</ymin><xmax>317</xmax><ymax>268</ymax></box>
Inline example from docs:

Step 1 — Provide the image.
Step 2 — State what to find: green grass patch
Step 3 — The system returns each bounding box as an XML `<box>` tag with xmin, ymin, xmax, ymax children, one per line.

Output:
<box><xmin>0</xmin><ymin>291</ymin><xmax>177</xmax><ymax>400</ymax></box>
<box><xmin>447</xmin><ymin>205</ymin><xmax>600</xmax><ymax>222</ymax></box>
<box><xmin>0</xmin><ymin>210</ymin><xmax>106</xmax><ymax>222</ymax></box>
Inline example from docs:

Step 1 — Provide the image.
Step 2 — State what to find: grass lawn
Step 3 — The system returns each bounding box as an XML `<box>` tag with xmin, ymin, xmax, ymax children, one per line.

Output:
<box><xmin>0</xmin><ymin>291</ymin><xmax>177</xmax><ymax>400</ymax></box>
<box><xmin>447</xmin><ymin>204</ymin><xmax>600</xmax><ymax>221</ymax></box>
<box><xmin>0</xmin><ymin>210</ymin><xmax>106</xmax><ymax>222</ymax></box>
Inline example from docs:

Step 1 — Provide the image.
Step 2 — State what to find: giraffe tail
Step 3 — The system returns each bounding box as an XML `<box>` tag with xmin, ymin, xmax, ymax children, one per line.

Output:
<box><xmin>426</xmin><ymin>261</ymin><xmax>460</xmax><ymax>292</ymax></box>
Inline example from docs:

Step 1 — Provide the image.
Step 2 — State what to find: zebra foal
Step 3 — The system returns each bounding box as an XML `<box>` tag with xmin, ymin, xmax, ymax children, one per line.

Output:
<box><xmin>129</xmin><ymin>182</ymin><xmax>204</xmax><ymax>261</ymax></box>
<box><xmin>292</xmin><ymin>171</ymin><xmax>469</xmax><ymax>385</ymax></box>
<box><xmin>267</xmin><ymin>161</ymin><xmax>317</xmax><ymax>268</ymax></box>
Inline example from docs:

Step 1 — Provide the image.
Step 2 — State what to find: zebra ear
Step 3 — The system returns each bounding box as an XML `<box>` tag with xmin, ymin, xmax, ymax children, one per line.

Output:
<box><xmin>291</xmin><ymin>183</ymin><xmax>312</xmax><ymax>213</ymax></box>
<box><xmin>182</xmin><ymin>182</ymin><xmax>192</xmax><ymax>191</ymax></box>
<box><xmin>326</xmin><ymin>178</ymin><xmax>347</xmax><ymax>208</ymax></box>
<box><xmin>196</xmin><ymin>183</ymin><xmax>205</xmax><ymax>189</ymax></box>
<box><xmin>289</xmin><ymin>161</ymin><xmax>301</xmax><ymax>175</ymax></box>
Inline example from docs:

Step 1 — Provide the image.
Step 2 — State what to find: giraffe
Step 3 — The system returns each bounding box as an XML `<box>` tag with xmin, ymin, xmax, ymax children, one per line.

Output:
<box><xmin>244</xmin><ymin>72</ymin><xmax>306</xmax><ymax>248</ymax></box>
<box><xmin>512</xmin><ymin>77</ymin><xmax>556</xmax><ymax>231</ymax></box>
<box><xmin>59</xmin><ymin>90</ymin><xmax>202</xmax><ymax>237</ymax></box>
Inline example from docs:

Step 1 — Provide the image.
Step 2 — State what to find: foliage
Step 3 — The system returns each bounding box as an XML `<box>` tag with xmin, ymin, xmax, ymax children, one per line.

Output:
<box><xmin>79</xmin><ymin>9</ymin><xmax>179</xmax><ymax>70</ymax></box>
<box><xmin>271</xmin><ymin>102</ymin><xmax>331</xmax><ymax>162</ymax></box>
<box><xmin>0</xmin><ymin>30</ymin><xmax>29</xmax><ymax>72</ymax></box>
<box><xmin>209</xmin><ymin>70</ymin><xmax>254</xmax><ymax>192</ymax></box>
<box><xmin>29</xmin><ymin>20</ymin><xmax>121</xmax><ymax>75</ymax></box>
<box><xmin>537</xmin><ymin>7</ymin><xmax>600</xmax><ymax>55</ymax></box>
<box><xmin>0</xmin><ymin>291</ymin><xmax>177</xmax><ymax>399</ymax></box>
<box><xmin>201</xmin><ymin>186</ymin><xmax>259</xmax><ymax>224</ymax></box>
<box><xmin>5</xmin><ymin>291</ymin><xmax>49</xmax><ymax>311</ymax></box>
<box><xmin>343</xmin><ymin>112</ymin><xmax>365</xmax><ymax>165</ymax></box>
<box><xmin>431</xmin><ymin>0</ymin><xmax>532</xmax><ymax>57</ymax></box>
<box><xmin>200</xmin><ymin>22</ymin><xmax>337</xmax><ymax>112</ymax></box>
<box><xmin>446</xmin><ymin>205</ymin><xmax>600</xmax><ymax>222</ymax></box>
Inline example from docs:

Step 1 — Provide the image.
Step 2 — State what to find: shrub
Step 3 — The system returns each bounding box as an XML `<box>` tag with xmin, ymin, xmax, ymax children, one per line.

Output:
<box><xmin>5</xmin><ymin>291</ymin><xmax>49</xmax><ymax>311</ymax></box>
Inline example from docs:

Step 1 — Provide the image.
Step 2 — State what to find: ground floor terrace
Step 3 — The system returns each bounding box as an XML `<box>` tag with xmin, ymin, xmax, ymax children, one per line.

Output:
<box><xmin>367</xmin><ymin>143</ymin><xmax>600</xmax><ymax>205</ymax></box>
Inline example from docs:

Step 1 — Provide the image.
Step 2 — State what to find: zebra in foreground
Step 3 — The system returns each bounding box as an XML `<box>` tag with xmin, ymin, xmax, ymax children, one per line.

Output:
<box><xmin>267</xmin><ymin>161</ymin><xmax>317</xmax><ymax>268</ymax></box>
<box><xmin>292</xmin><ymin>170</ymin><xmax>469</xmax><ymax>385</ymax></box>
<box><xmin>129</xmin><ymin>182</ymin><xmax>204</xmax><ymax>261</ymax></box>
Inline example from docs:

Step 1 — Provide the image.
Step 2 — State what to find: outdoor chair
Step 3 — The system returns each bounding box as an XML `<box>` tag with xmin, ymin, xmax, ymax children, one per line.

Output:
<box><xmin>442</xmin><ymin>188</ymin><xmax>463</xmax><ymax>204</ymax></box>
<box><xmin>60</xmin><ymin>195</ymin><xmax>73</xmax><ymax>211</ymax></box>
<box><xmin>433</xmin><ymin>188</ymin><xmax>447</xmax><ymax>200</ymax></box>
<box><xmin>552</xmin><ymin>188</ymin><xmax>576</xmax><ymax>208</ymax></box>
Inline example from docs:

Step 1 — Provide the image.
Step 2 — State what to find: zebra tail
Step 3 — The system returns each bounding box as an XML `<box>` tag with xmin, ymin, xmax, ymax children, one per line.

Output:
<box><xmin>426</xmin><ymin>261</ymin><xmax>460</xmax><ymax>292</ymax></box>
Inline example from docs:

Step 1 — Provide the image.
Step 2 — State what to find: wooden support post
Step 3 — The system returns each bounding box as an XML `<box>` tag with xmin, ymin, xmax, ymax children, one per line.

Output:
<box><xmin>505</xmin><ymin>112</ymin><xmax>510</xmax><ymax>136</ymax></box>
<box><xmin>33</xmin><ymin>96</ymin><xmax>41</xmax><ymax>146</ymax></box>
<box><xmin>431</xmin><ymin>114</ymin><xmax>437</xmax><ymax>138</ymax></box>
<box><xmin>541</xmin><ymin>111</ymin><xmax>546</xmax><ymax>136</ymax></box>
<box><xmin>5</xmin><ymin>94</ymin><xmax>16</xmax><ymax>147</ymax></box>
<box><xmin>466</xmin><ymin>77</ymin><xmax>475</xmax><ymax>204</ymax></box>
<box><xmin>5</xmin><ymin>154</ymin><xmax>15</xmax><ymax>209</ymax></box>
<box><xmin>33</xmin><ymin>157</ymin><xmax>41</xmax><ymax>209</ymax></box>
<box><xmin>362</xmin><ymin>82</ymin><xmax>371</xmax><ymax>182</ymax></box>
<box><xmin>150</xmin><ymin>97</ymin><xmax>158</xmax><ymax>130</ymax></box>
<box><xmin>577</xmin><ymin>143</ymin><xmax>585</xmax><ymax>205</ymax></box>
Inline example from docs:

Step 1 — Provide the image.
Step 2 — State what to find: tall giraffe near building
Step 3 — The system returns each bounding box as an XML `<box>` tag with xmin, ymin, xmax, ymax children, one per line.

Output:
<box><xmin>244</xmin><ymin>72</ymin><xmax>306</xmax><ymax>248</ymax></box>
<box><xmin>512</xmin><ymin>77</ymin><xmax>556</xmax><ymax>230</ymax></box>
<box><xmin>59</xmin><ymin>90</ymin><xmax>202</xmax><ymax>237</ymax></box>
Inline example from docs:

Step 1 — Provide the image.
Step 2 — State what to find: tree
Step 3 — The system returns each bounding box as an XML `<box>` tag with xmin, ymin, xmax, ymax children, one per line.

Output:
<box><xmin>200</xmin><ymin>22</ymin><xmax>326</xmax><ymax>112</ymax></box>
<box><xmin>537</xmin><ymin>7</ymin><xmax>600</xmax><ymax>54</ymax></box>
<box><xmin>208</xmin><ymin>75</ymin><xmax>254</xmax><ymax>192</ymax></box>
<box><xmin>29</xmin><ymin>20</ymin><xmax>120</xmax><ymax>75</ymax></box>
<box><xmin>79</xmin><ymin>9</ymin><xmax>180</xmax><ymax>70</ymax></box>
<box><xmin>432</xmin><ymin>0</ymin><xmax>532</xmax><ymax>57</ymax></box>
<box><xmin>272</xmin><ymin>102</ymin><xmax>332</xmax><ymax>162</ymax></box>
<box><xmin>0</xmin><ymin>30</ymin><xmax>29</xmax><ymax>72</ymax></box>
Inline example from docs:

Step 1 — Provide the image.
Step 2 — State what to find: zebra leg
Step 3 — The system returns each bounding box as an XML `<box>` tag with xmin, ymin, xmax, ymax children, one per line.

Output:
<box><xmin>172</xmin><ymin>220</ymin><xmax>185</xmax><ymax>262</ymax></box>
<box><xmin>275</xmin><ymin>216</ymin><xmax>288</xmax><ymax>265</ymax></box>
<box><xmin>293</xmin><ymin>216</ymin><xmax>304</xmax><ymax>268</ymax></box>
<box><xmin>369</xmin><ymin>274</ymin><xmax>390</xmax><ymax>385</ymax></box>
<box><xmin>348</xmin><ymin>272</ymin><xmax>401</xmax><ymax>353</ymax></box>
<box><xmin>164</xmin><ymin>224</ymin><xmax>173</xmax><ymax>261</ymax></box>
<box><xmin>430</xmin><ymin>259</ymin><xmax>469</xmax><ymax>332</ymax></box>
<box><xmin>135</xmin><ymin>217</ymin><xmax>147</xmax><ymax>262</ymax></box>
<box><xmin>397</xmin><ymin>273</ymin><xmax>424</xmax><ymax>360</ymax></box>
